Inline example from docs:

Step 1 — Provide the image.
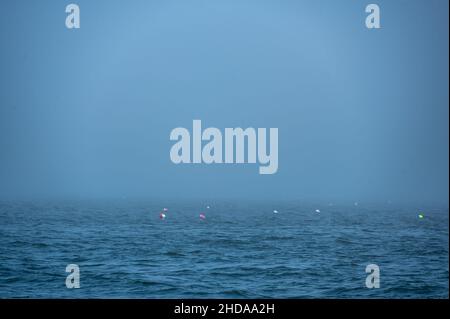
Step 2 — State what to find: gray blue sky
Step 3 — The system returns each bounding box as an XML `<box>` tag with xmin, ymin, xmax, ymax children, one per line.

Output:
<box><xmin>0</xmin><ymin>0</ymin><xmax>448</xmax><ymax>204</ymax></box>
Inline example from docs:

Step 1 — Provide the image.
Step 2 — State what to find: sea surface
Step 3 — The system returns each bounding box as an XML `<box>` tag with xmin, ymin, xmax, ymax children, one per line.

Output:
<box><xmin>0</xmin><ymin>200</ymin><xmax>448</xmax><ymax>298</ymax></box>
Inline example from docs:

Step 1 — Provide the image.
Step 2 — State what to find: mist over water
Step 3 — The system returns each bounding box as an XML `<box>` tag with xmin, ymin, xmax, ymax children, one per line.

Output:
<box><xmin>0</xmin><ymin>0</ymin><xmax>448</xmax><ymax>299</ymax></box>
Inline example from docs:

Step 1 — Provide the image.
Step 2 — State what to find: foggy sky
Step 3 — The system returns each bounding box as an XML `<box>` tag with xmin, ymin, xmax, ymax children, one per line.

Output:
<box><xmin>0</xmin><ymin>0</ymin><xmax>448</xmax><ymax>204</ymax></box>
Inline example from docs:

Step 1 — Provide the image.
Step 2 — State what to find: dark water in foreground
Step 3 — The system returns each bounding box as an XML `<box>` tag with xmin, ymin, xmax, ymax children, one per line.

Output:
<box><xmin>0</xmin><ymin>201</ymin><xmax>448</xmax><ymax>298</ymax></box>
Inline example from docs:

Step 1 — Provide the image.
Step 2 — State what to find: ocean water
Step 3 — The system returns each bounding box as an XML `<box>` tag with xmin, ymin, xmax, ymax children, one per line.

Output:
<box><xmin>0</xmin><ymin>201</ymin><xmax>448</xmax><ymax>298</ymax></box>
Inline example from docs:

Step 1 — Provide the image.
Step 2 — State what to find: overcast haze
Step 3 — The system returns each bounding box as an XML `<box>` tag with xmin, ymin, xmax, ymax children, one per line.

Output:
<box><xmin>0</xmin><ymin>0</ymin><xmax>448</xmax><ymax>204</ymax></box>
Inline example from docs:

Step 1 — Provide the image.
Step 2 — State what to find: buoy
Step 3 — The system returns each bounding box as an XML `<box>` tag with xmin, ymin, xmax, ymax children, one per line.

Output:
<box><xmin>273</xmin><ymin>210</ymin><xmax>278</xmax><ymax>214</ymax></box>
<box><xmin>160</xmin><ymin>213</ymin><xmax>166</xmax><ymax>219</ymax></box>
<box><xmin>199</xmin><ymin>213</ymin><xmax>206</xmax><ymax>220</ymax></box>
<box><xmin>418</xmin><ymin>214</ymin><xmax>424</xmax><ymax>219</ymax></box>
<box><xmin>315</xmin><ymin>209</ymin><xmax>320</xmax><ymax>213</ymax></box>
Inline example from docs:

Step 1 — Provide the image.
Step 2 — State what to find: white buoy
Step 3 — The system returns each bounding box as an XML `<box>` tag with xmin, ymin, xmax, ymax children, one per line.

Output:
<box><xmin>273</xmin><ymin>210</ymin><xmax>278</xmax><ymax>214</ymax></box>
<box><xmin>315</xmin><ymin>209</ymin><xmax>320</xmax><ymax>213</ymax></box>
